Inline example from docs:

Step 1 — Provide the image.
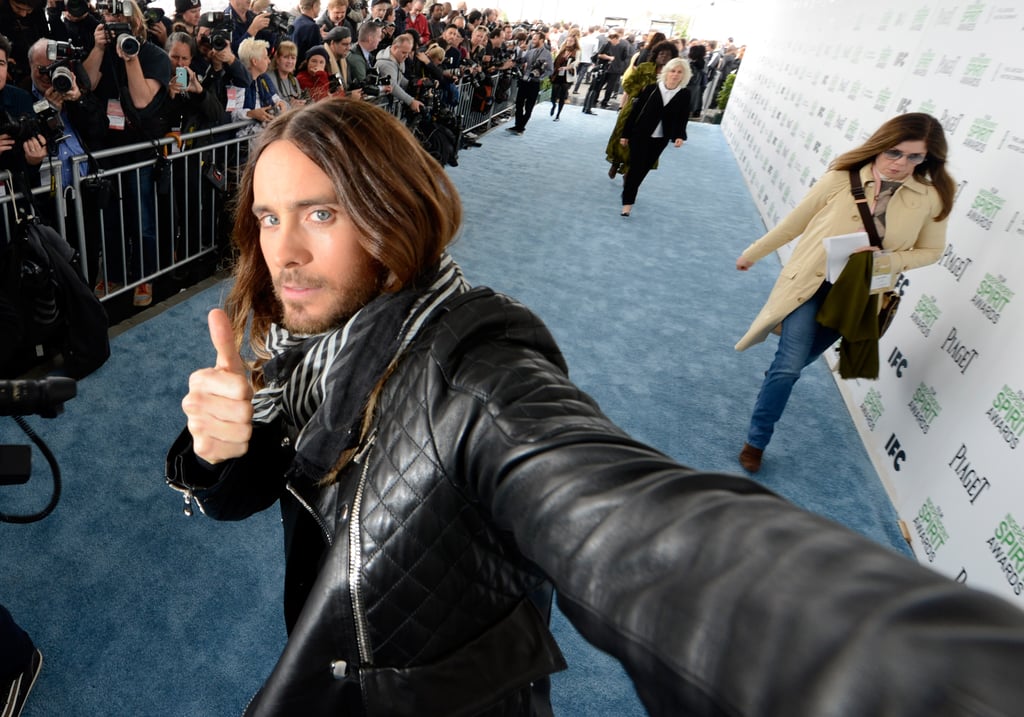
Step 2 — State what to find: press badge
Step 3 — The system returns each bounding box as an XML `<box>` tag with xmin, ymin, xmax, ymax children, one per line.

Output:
<box><xmin>107</xmin><ymin>99</ymin><xmax>126</xmax><ymax>130</ymax></box>
<box><xmin>226</xmin><ymin>86</ymin><xmax>243</xmax><ymax>113</ymax></box>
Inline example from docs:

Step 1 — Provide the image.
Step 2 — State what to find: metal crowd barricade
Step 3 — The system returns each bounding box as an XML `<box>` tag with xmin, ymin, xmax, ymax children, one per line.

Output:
<box><xmin>1</xmin><ymin>167</ymin><xmax>69</xmax><ymax>245</ymax></box>
<box><xmin>453</xmin><ymin>72</ymin><xmax>520</xmax><ymax>135</ymax></box>
<box><xmin>65</xmin><ymin>121</ymin><xmax>253</xmax><ymax>301</ymax></box>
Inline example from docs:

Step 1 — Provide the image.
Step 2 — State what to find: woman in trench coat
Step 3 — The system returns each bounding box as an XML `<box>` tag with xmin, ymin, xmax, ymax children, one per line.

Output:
<box><xmin>734</xmin><ymin>113</ymin><xmax>954</xmax><ymax>473</ymax></box>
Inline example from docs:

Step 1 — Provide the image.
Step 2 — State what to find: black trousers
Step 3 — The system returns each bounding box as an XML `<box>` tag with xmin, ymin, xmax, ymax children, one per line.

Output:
<box><xmin>514</xmin><ymin>79</ymin><xmax>541</xmax><ymax>130</ymax></box>
<box><xmin>593</xmin><ymin>71</ymin><xmax>622</xmax><ymax>106</ymax></box>
<box><xmin>0</xmin><ymin>604</ymin><xmax>33</xmax><ymax>679</ymax></box>
<box><xmin>621</xmin><ymin>136</ymin><xmax>670</xmax><ymax>205</ymax></box>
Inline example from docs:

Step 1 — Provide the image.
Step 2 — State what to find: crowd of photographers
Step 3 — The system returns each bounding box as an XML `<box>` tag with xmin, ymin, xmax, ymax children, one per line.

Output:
<box><xmin>0</xmin><ymin>0</ymin><xmax>566</xmax><ymax>304</ymax></box>
<box><xmin>1</xmin><ymin>0</ymin><xmax>727</xmax><ymax>313</ymax></box>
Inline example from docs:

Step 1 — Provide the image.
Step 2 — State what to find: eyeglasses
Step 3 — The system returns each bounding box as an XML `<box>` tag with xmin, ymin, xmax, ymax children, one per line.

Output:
<box><xmin>882</xmin><ymin>148</ymin><xmax>927</xmax><ymax>164</ymax></box>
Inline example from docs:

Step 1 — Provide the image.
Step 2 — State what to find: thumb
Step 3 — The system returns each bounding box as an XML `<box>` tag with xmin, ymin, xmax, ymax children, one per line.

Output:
<box><xmin>208</xmin><ymin>308</ymin><xmax>246</xmax><ymax>375</ymax></box>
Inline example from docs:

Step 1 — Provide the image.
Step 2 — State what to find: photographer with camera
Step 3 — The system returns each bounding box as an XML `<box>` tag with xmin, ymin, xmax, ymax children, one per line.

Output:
<box><xmin>27</xmin><ymin>38</ymin><xmax>105</xmax><ymax>194</ymax></box>
<box><xmin>82</xmin><ymin>0</ymin><xmax>171</xmax><ymax>306</ymax></box>
<box><xmin>0</xmin><ymin>0</ymin><xmax>70</xmax><ymax>90</ymax></box>
<box><xmin>0</xmin><ymin>35</ymin><xmax>48</xmax><ymax>179</ymax></box>
<box><xmin>346</xmin><ymin>17</ymin><xmax>380</xmax><ymax>86</ymax></box>
<box><xmin>316</xmin><ymin>0</ymin><xmax>355</xmax><ymax>40</ymax></box>
<box><xmin>225</xmin><ymin>0</ymin><xmax>278</xmax><ymax>55</ymax></box>
<box><xmin>60</xmin><ymin>0</ymin><xmax>102</xmax><ymax>53</ymax></box>
<box><xmin>171</xmin><ymin>0</ymin><xmax>202</xmax><ymax>35</ymax></box>
<box><xmin>506</xmin><ymin>30</ymin><xmax>550</xmax><ymax>135</ymax></box>
<box><xmin>365</xmin><ymin>0</ymin><xmax>394</xmax><ymax>50</ymax></box>
<box><xmin>373</xmin><ymin>32</ymin><xmax>420</xmax><ymax>114</ymax></box>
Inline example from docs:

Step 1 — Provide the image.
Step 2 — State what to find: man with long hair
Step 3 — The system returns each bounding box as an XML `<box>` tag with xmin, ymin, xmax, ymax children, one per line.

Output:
<box><xmin>169</xmin><ymin>99</ymin><xmax>1024</xmax><ymax>716</ymax></box>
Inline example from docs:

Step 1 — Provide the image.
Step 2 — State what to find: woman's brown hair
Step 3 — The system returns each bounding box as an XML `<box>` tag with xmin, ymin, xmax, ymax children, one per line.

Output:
<box><xmin>226</xmin><ymin>98</ymin><xmax>463</xmax><ymax>382</ymax></box>
<box><xmin>832</xmin><ymin>112</ymin><xmax>955</xmax><ymax>221</ymax></box>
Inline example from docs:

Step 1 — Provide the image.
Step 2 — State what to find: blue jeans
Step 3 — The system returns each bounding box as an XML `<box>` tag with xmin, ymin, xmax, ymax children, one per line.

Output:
<box><xmin>746</xmin><ymin>282</ymin><xmax>839</xmax><ymax>450</ymax></box>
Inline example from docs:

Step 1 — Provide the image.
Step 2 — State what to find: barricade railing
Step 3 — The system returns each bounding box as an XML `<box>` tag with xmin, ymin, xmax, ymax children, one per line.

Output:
<box><xmin>2</xmin><ymin>85</ymin><xmax>515</xmax><ymax>310</ymax></box>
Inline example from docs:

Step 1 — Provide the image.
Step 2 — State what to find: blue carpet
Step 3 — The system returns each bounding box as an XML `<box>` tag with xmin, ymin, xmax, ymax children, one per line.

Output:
<box><xmin>0</xmin><ymin>105</ymin><xmax>909</xmax><ymax>716</ymax></box>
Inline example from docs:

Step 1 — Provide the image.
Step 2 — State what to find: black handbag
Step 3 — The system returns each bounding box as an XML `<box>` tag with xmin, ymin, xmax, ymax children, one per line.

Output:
<box><xmin>849</xmin><ymin>168</ymin><xmax>900</xmax><ymax>337</ymax></box>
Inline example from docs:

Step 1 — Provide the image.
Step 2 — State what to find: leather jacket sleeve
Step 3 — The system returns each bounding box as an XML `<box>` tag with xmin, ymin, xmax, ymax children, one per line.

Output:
<box><xmin>429</xmin><ymin>295</ymin><xmax>1024</xmax><ymax>717</ymax></box>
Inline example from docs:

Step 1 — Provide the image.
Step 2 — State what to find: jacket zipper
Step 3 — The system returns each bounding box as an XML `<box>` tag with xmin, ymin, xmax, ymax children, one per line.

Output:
<box><xmin>348</xmin><ymin>431</ymin><xmax>377</xmax><ymax>664</ymax></box>
<box><xmin>286</xmin><ymin>477</ymin><xmax>334</xmax><ymax>547</ymax></box>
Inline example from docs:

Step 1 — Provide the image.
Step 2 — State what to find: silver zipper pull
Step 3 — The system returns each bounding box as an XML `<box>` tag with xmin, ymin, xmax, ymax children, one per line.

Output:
<box><xmin>352</xmin><ymin>430</ymin><xmax>377</xmax><ymax>464</ymax></box>
<box><xmin>182</xmin><ymin>491</ymin><xmax>194</xmax><ymax>517</ymax></box>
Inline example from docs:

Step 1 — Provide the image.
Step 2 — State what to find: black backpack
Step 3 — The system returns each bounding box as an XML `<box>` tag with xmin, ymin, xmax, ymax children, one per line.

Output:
<box><xmin>0</xmin><ymin>202</ymin><xmax>110</xmax><ymax>379</ymax></box>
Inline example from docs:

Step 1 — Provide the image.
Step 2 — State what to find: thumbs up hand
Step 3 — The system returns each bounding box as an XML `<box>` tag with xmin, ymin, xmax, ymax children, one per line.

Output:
<box><xmin>182</xmin><ymin>309</ymin><xmax>255</xmax><ymax>464</ymax></box>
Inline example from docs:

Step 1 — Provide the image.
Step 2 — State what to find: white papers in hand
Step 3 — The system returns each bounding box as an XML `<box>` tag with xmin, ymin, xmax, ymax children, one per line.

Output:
<box><xmin>823</xmin><ymin>232</ymin><xmax>870</xmax><ymax>283</ymax></box>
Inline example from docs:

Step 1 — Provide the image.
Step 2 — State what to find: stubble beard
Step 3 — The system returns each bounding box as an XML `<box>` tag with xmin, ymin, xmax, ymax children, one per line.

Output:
<box><xmin>274</xmin><ymin>268</ymin><xmax>382</xmax><ymax>335</ymax></box>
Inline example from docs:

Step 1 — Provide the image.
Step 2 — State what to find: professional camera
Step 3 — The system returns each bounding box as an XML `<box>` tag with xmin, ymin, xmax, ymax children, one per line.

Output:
<box><xmin>96</xmin><ymin>0</ymin><xmax>133</xmax><ymax>16</ymax></box>
<box><xmin>350</xmin><ymin>68</ymin><xmax>390</xmax><ymax>97</ymax></box>
<box><xmin>368</xmin><ymin>17</ymin><xmax>394</xmax><ymax>29</ymax></box>
<box><xmin>460</xmin><ymin>66</ymin><xmax>488</xmax><ymax>88</ymax></box>
<box><xmin>0</xmin><ymin>379</ymin><xmax>76</xmax><ymax>421</ymax></box>
<box><xmin>528</xmin><ymin>58</ymin><xmax>546</xmax><ymax>78</ymax></box>
<box><xmin>197</xmin><ymin>13</ymin><xmax>232</xmax><ymax>52</ymax></box>
<box><xmin>45</xmin><ymin>40</ymin><xmax>89</xmax><ymax>63</ymax></box>
<box><xmin>0</xmin><ymin>106</ymin><xmax>65</xmax><ymax>150</ymax></box>
<box><xmin>263</xmin><ymin>4</ymin><xmax>293</xmax><ymax>35</ymax></box>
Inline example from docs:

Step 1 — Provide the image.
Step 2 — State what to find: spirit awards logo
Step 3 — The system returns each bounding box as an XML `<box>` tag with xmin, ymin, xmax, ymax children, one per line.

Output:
<box><xmin>960</xmin><ymin>53</ymin><xmax>991</xmax><ymax>87</ymax></box>
<box><xmin>910</xmin><ymin>294</ymin><xmax>941</xmax><ymax>336</ymax></box>
<box><xmin>875</xmin><ymin>46</ymin><xmax>892</xmax><ymax>70</ymax></box>
<box><xmin>844</xmin><ymin>118</ymin><xmax>860</xmax><ymax>143</ymax></box>
<box><xmin>908</xmin><ymin>382</ymin><xmax>941</xmax><ymax>434</ymax></box>
<box><xmin>872</xmin><ymin>87</ymin><xmax>892</xmax><ymax>113</ymax></box>
<box><xmin>938</xmin><ymin>242</ymin><xmax>972</xmax><ymax>281</ymax></box>
<box><xmin>971</xmin><ymin>273</ymin><xmax>1014</xmax><ymax>324</ymax></box>
<box><xmin>860</xmin><ymin>387</ymin><xmax>884</xmax><ymax>431</ymax></box>
<box><xmin>914</xmin><ymin>49</ymin><xmax>935</xmax><ymax>76</ymax></box>
<box><xmin>987</xmin><ymin>514</ymin><xmax>1024</xmax><ymax>596</ymax></box>
<box><xmin>949</xmin><ymin>444</ymin><xmax>991</xmax><ymax>505</ymax></box>
<box><xmin>914</xmin><ymin>498</ymin><xmax>948</xmax><ymax>563</ymax></box>
<box><xmin>987</xmin><ymin>385</ymin><xmax>1024</xmax><ymax>449</ymax></box>
<box><xmin>963</xmin><ymin>115</ymin><xmax>997</xmax><ymax>153</ymax></box>
<box><xmin>910</xmin><ymin>7</ymin><xmax>930</xmax><ymax>31</ymax></box>
<box><xmin>966</xmin><ymin>188</ymin><xmax>1006</xmax><ymax>230</ymax></box>
<box><xmin>957</xmin><ymin>2</ymin><xmax>985</xmax><ymax>30</ymax></box>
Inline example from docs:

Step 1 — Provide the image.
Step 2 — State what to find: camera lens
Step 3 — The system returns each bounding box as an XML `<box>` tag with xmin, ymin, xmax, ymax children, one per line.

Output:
<box><xmin>117</xmin><ymin>33</ymin><xmax>141</xmax><ymax>57</ymax></box>
<box><xmin>51</xmin><ymin>66</ymin><xmax>75</xmax><ymax>93</ymax></box>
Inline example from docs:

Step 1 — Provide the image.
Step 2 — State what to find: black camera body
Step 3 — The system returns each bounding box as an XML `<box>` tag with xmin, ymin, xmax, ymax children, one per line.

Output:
<box><xmin>197</xmin><ymin>13</ymin><xmax>233</xmax><ymax>52</ymax></box>
<box><xmin>0</xmin><ymin>105</ymin><xmax>65</xmax><ymax>150</ymax></box>
<box><xmin>350</xmin><ymin>68</ymin><xmax>390</xmax><ymax>97</ymax></box>
<box><xmin>528</xmin><ymin>58</ymin><xmax>546</xmax><ymax>79</ymax></box>
<box><xmin>263</xmin><ymin>5</ymin><xmax>292</xmax><ymax>36</ymax></box>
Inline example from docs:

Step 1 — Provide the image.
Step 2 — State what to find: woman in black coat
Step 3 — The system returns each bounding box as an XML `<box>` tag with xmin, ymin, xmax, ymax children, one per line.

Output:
<box><xmin>618</xmin><ymin>57</ymin><xmax>691</xmax><ymax>216</ymax></box>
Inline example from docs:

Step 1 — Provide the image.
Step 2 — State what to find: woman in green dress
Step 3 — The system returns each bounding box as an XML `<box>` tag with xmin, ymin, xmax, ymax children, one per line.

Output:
<box><xmin>605</xmin><ymin>40</ymin><xmax>680</xmax><ymax>179</ymax></box>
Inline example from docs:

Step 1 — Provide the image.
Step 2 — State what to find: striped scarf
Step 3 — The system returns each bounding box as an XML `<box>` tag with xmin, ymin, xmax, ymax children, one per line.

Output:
<box><xmin>251</xmin><ymin>254</ymin><xmax>469</xmax><ymax>474</ymax></box>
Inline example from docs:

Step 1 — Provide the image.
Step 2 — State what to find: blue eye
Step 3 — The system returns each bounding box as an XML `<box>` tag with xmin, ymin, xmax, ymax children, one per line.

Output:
<box><xmin>259</xmin><ymin>214</ymin><xmax>279</xmax><ymax>227</ymax></box>
<box><xmin>311</xmin><ymin>209</ymin><xmax>333</xmax><ymax>222</ymax></box>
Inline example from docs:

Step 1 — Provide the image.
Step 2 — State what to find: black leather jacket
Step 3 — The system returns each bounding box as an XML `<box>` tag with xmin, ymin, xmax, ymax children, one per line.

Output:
<box><xmin>168</xmin><ymin>288</ymin><xmax>1024</xmax><ymax>717</ymax></box>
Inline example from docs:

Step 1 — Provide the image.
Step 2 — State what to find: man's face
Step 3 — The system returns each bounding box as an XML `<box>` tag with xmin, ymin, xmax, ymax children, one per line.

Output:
<box><xmin>531</xmin><ymin>32</ymin><xmax>543</xmax><ymax>48</ymax></box>
<box><xmin>254</xmin><ymin>140</ymin><xmax>381</xmax><ymax>334</ymax></box>
<box><xmin>471</xmin><ymin>28</ymin><xmax>486</xmax><ymax>46</ymax></box>
<box><xmin>430</xmin><ymin>4</ymin><xmax>442</xmax><ymax>19</ymax></box>
<box><xmin>363</xmin><ymin>28</ymin><xmax>382</xmax><ymax>49</ymax></box>
<box><xmin>0</xmin><ymin>50</ymin><xmax>9</xmax><ymax>93</ymax></box>
<box><xmin>327</xmin><ymin>5</ymin><xmax>346</xmax><ymax>22</ymax></box>
<box><xmin>168</xmin><ymin>41</ymin><xmax>193</xmax><ymax>68</ymax></box>
<box><xmin>410</xmin><ymin>0</ymin><xmax>422</xmax><ymax>15</ymax></box>
<box><xmin>28</xmin><ymin>47</ymin><xmax>52</xmax><ymax>92</ymax></box>
<box><xmin>330</xmin><ymin>37</ymin><xmax>351</xmax><ymax>57</ymax></box>
<box><xmin>391</xmin><ymin>40</ymin><xmax>411</xmax><ymax>62</ymax></box>
<box><xmin>370</xmin><ymin>3</ymin><xmax>386</xmax><ymax>19</ymax></box>
<box><xmin>443</xmin><ymin>26</ymin><xmax>460</xmax><ymax>46</ymax></box>
<box><xmin>9</xmin><ymin>0</ymin><xmax>34</xmax><ymax>18</ymax></box>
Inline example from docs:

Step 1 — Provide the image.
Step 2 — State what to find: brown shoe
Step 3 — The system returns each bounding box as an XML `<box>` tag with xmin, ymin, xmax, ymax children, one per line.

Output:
<box><xmin>738</xmin><ymin>443</ymin><xmax>764</xmax><ymax>473</ymax></box>
<box><xmin>608</xmin><ymin>163</ymin><xmax>618</xmax><ymax>179</ymax></box>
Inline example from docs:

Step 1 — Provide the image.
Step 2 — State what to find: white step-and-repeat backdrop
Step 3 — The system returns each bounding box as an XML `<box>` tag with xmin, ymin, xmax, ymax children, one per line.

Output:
<box><xmin>721</xmin><ymin>0</ymin><xmax>1024</xmax><ymax>604</ymax></box>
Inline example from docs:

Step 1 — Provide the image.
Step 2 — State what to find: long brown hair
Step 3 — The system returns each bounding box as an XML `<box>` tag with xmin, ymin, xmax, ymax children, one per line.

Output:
<box><xmin>227</xmin><ymin>98</ymin><xmax>463</xmax><ymax>380</ymax></box>
<box><xmin>832</xmin><ymin>112</ymin><xmax>955</xmax><ymax>221</ymax></box>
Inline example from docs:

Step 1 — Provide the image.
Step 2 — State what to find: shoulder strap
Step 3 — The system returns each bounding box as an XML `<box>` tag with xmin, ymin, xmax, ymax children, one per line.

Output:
<box><xmin>849</xmin><ymin>168</ymin><xmax>882</xmax><ymax>248</ymax></box>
